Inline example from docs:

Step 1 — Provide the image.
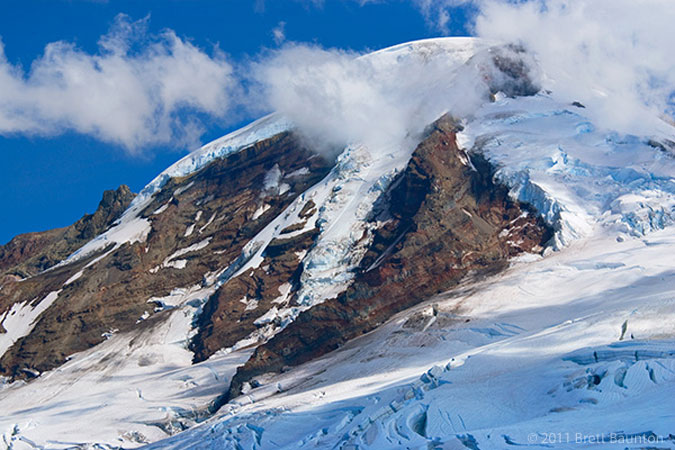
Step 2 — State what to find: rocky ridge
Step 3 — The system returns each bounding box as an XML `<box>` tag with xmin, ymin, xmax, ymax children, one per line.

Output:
<box><xmin>0</xmin><ymin>185</ymin><xmax>135</xmax><ymax>280</ymax></box>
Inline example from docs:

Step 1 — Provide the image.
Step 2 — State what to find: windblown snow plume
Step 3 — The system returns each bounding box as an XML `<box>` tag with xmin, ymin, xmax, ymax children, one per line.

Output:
<box><xmin>0</xmin><ymin>15</ymin><xmax>234</xmax><ymax>152</ymax></box>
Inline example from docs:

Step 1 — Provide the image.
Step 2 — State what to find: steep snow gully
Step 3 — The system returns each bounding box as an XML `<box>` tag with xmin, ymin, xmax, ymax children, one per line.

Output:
<box><xmin>2</xmin><ymin>37</ymin><xmax>675</xmax><ymax>450</ymax></box>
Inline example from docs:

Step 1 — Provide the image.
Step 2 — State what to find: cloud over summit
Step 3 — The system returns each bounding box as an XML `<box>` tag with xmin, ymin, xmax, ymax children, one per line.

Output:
<box><xmin>248</xmin><ymin>39</ymin><xmax>498</xmax><ymax>155</ymax></box>
<box><xmin>1</xmin><ymin>1</ymin><xmax>672</xmax><ymax>155</ymax></box>
<box><xmin>474</xmin><ymin>0</ymin><xmax>675</xmax><ymax>136</ymax></box>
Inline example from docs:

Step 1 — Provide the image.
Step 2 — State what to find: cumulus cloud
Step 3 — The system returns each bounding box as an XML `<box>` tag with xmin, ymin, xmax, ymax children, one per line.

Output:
<box><xmin>474</xmin><ymin>0</ymin><xmax>675</xmax><ymax>135</ymax></box>
<box><xmin>0</xmin><ymin>15</ymin><xmax>235</xmax><ymax>153</ymax></box>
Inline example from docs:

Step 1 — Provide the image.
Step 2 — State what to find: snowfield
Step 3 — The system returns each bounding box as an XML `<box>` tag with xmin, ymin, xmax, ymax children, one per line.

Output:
<box><xmin>1</xmin><ymin>283</ymin><xmax>254</xmax><ymax>448</ymax></box>
<box><xmin>144</xmin><ymin>226</ymin><xmax>675</xmax><ymax>450</ymax></box>
<box><xmin>2</xmin><ymin>37</ymin><xmax>675</xmax><ymax>449</ymax></box>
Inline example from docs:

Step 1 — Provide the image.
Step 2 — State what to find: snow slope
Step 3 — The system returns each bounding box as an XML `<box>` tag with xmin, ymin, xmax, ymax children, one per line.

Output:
<box><xmin>458</xmin><ymin>93</ymin><xmax>675</xmax><ymax>249</ymax></box>
<box><xmin>144</xmin><ymin>219</ymin><xmax>675</xmax><ymax>450</ymax></box>
<box><xmin>0</xmin><ymin>291</ymin><xmax>61</xmax><ymax>361</ymax></box>
<box><xmin>0</xmin><ymin>283</ymin><xmax>254</xmax><ymax>449</ymax></box>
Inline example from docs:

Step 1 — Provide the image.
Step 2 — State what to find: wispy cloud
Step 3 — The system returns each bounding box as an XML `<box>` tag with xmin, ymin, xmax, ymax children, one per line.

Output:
<box><xmin>408</xmin><ymin>0</ymin><xmax>474</xmax><ymax>34</ymax></box>
<box><xmin>272</xmin><ymin>21</ymin><xmax>287</xmax><ymax>46</ymax></box>
<box><xmin>0</xmin><ymin>15</ymin><xmax>235</xmax><ymax>154</ymax></box>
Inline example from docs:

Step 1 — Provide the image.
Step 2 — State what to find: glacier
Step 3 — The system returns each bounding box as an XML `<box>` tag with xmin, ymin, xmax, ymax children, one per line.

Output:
<box><xmin>458</xmin><ymin>93</ymin><xmax>675</xmax><ymax>249</ymax></box>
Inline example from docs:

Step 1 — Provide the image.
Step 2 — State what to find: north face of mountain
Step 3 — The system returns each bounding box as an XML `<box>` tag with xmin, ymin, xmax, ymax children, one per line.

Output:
<box><xmin>225</xmin><ymin>114</ymin><xmax>552</xmax><ymax>400</ymax></box>
<box><xmin>3</xmin><ymin>37</ymin><xmax>673</xmax><ymax>450</ymax></box>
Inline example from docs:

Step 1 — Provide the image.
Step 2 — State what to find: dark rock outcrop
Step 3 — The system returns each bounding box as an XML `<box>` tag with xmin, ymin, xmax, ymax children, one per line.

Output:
<box><xmin>225</xmin><ymin>115</ymin><xmax>552</xmax><ymax>400</ymax></box>
<box><xmin>485</xmin><ymin>44</ymin><xmax>540</xmax><ymax>98</ymax></box>
<box><xmin>0</xmin><ymin>185</ymin><xmax>135</xmax><ymax>279</ymax></box>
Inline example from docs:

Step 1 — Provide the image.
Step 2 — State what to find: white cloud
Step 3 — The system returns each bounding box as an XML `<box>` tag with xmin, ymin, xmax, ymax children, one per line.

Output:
<box><xmin>474</xmin><ymin>0</ymin><xmax>675</xmax><ymax>135</ymax></box>
<box><xmin>246</xmin><ymin>0</ymin><xmax>675</xmax><ymax>161</ymax></box>
<box><xmin>409</xmin><ymin>0</ymin><xmax>473</xmax><ymax>34</ymax></box>
<box><xmin>248</xmin><ymin>40</ymin><xmax>505</xmax><ymax>155</ymax></box>
<box><xmin>272</xmin><ymin>21</ymin><xmax>287</xmax><ymax>45</ymax></box>
<box><xmin>0</xmin><ymin>15</ymin><xmax>235</xmax><ymax>153</ymax></box>
<box><xmin>360</xmin><ymin>0</ymin><xmax>674</xmax><ymax>135</ymax></box>
<box><xmin>2</xmin><ymin>2</ymin><xmax>672</xmax><ymax>157</ymax></box>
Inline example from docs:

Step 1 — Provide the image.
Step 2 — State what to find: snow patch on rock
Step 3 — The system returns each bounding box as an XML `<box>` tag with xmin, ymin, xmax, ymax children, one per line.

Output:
<box><xmin>0</xmin><ymin>290</ymin><xmax>61</xmax><ymax>359</ymax></box>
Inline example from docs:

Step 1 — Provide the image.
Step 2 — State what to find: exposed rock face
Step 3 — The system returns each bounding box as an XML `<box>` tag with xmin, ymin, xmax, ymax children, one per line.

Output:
<box><xmin>0</xmin><ymin>185</ymin><xmax>135</xmax><ymax>279</ymax></box>
<box><xmin>189</xmin><ymin>225</ymin><xmax>319</xmax><ymax>362</ymax></box>
<box><xmin>0</xmin><ymin>132</ymin><xmax>331</xmax><ymax>379</ymax></box>
<box><xmin>225</xmin><ymin>115</ymin><xmax>553</xmax><ymax>399</ymax></box>
<box><xmin>485</xmin><ymin>44</ymin><xmax>540</xmax><ymax>97</ymax></box>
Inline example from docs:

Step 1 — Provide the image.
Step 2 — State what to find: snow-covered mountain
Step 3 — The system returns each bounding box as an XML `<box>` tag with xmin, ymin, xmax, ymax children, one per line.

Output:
<box><xmin>1</xmin><ymin>37</ymin><xmax>674</xmax><ymax>450</ymax></box>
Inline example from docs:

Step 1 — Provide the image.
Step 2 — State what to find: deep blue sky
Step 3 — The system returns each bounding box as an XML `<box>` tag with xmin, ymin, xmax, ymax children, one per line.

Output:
<box><xmin>0</xmin><ymin>1</ymin><xmax>474</xmax><ymax>244</ymax></box>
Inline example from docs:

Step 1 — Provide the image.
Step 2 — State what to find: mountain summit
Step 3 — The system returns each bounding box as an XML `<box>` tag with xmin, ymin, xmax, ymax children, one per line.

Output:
<box><xmin>1</xmin><ymin>38</ymin><xmax>674</xmax><ymax>450</ymax></box>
